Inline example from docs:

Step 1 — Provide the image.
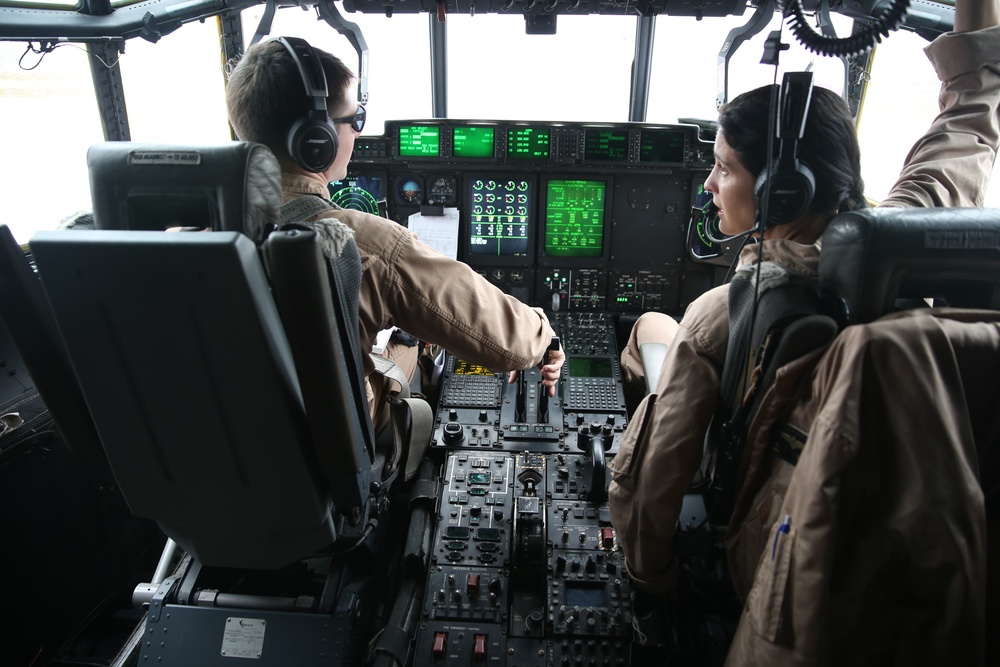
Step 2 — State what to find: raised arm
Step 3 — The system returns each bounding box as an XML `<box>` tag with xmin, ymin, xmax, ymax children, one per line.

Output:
<box><xmin>879</xmin><ymin>0</ymin><xmax>1000</xmax><ymax>208</ymax></box>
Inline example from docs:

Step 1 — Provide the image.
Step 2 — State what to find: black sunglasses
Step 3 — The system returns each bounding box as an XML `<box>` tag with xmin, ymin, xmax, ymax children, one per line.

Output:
<box><xmin>329</xmin><ymin>105</ymin><xmax>366</xmax><ymax>133</ymax></box>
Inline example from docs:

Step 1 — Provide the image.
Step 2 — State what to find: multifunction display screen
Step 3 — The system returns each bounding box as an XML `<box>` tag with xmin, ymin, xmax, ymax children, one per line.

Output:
<box><xmin>639</xmin><ymin>130</ymin><xmax>685</xmax><ymax>163</ymax></box>
<box><xmin>583</xmin><ymin>130</ymin><xmax>628</xmax><ymax>162</ymax></box>
<box><xmin>398</xmin><ymin>125</ymin><xmax>440</xmax><ymax>157</ymax></box>
<box><xmin>544</xmin><ymin>179</ymin><xmax>606</xmax><ymax>258</ymax></box>
<box><xmin>328</xmin><ymin>176</ymin><xmax>383</xmax><ymax>216</ymax></box>
<box><xmin>453</xmin><ymin>126</ymin><xmax>496</xmax><ymax>158</ymax></box>
<box><xmin>507</xmin><ymin>127</ymin><xmax>551</xmax><ymax>159</ymax></box>
<box><xmin>468</xmin><ymin>176</ymin><xmax>532</xmax><ymax>258</ymax></box>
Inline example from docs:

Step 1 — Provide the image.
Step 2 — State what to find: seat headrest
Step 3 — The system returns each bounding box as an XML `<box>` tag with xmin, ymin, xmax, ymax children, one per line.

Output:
<box><xmin>87</xmin><ymin>142</ymin><xmax>281</xmax><ymax>235</ymax></box>
<box><xmin>820</xmin><ymin>207</ymin><xmax>1000</xmax><ymax>324</ymax></box>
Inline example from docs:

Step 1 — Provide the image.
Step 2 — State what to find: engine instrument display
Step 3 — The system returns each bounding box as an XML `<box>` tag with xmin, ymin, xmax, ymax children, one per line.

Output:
<box><xmin>468</xmin><ymin>176</ymin><xmax>532</xmax><ymax>259</ymax></box>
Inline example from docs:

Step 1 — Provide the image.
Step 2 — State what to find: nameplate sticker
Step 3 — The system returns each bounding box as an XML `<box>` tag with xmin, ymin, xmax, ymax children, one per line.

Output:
<box><xmin>221</xmin><ymin>617</ymin><xmax>266</xmax><ymax>659</ymax></box>
<box><xmin>924</xmin><ymin>229</ymin><xmax>1000</xmax><ymax>250</ymax></box>
<box><xmin>128</xmin><ymin>151</ymin><xmax>202</xmax><ymax>166</ymax></box>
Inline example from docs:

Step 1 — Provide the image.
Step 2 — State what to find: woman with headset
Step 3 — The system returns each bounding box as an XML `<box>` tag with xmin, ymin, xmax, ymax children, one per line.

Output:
<box><xmin>609</xmin><ymin>0</ymin><xmax>1000</xmax><ymax>643</ymax></box>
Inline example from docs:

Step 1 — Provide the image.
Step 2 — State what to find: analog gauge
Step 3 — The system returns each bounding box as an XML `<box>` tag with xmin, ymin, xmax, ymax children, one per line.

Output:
<box><xmin>398</xmin><ymin>179</ymin><xmax>423</xmax><ymax>204</ymax></box>
<box><xmin>427</xmin><ymin>176</ymin><xmax>457</xmax><ymax>205</ymax></box>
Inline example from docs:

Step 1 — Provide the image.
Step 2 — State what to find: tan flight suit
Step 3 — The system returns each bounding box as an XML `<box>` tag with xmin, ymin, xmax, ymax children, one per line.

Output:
<box><xmin>610</xmin><ymin>20</ymin><xmax>1000</xmax><ymax>602</ymax></box>
<box><xmin>726</xmin><ymin>310</ymin><xmax>1000</xmax><ymax>666</ymax></box>
<box><xmin>280</xmin><ymin>174</ymin><xmax>556</xmax><ymax>424</ymax></box>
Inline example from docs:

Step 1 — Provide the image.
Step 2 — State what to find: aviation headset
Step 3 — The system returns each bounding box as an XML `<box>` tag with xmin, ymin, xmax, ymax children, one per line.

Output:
<box><xmin>275</xmin><ymin>36</ymin><xmax>338</xmax><ymax>173</ymax></box>
<box><xmin>753</xmin><ymin>71</ymin><xmax>816</xmax><ymax>229</ymax></box>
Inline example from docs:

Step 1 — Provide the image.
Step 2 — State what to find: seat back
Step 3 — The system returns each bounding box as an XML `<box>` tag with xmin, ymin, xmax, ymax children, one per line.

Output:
<box><xmin>87</xmin><ymin>141</ymin><xmax>281</xmax><ymax>233</ymax></box>
<box><xmin>821</xmin><ymin>206</ymin><xmax>1000</xmax><ymax>323</ymax></box>
<box><xmin>710</xmin><ymin>207</ymin><xmax>1000</xmax><ymax>518</ymax></box>
<box><xmin>30</xmin><ymin>230</ymin><xmax>373</xmax><ymax>569</ymax></box>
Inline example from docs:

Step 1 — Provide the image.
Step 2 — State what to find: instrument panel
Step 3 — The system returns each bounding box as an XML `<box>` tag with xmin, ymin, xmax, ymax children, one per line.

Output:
<box><xmin>345</xmin><ymin>119</ymin><xmax>725</xmax><ymax>317</ymax></box>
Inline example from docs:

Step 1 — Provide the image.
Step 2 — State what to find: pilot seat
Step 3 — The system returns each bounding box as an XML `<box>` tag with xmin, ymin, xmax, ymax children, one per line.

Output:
<box><xmin>652</xmin><ymin>207</ymin><xmax>1000</xmax><ymax>666</ymax></box>
<box><xmin>21</xmin><ymin>141</ymin><xmax>435</xmax><ymax>666</ymax></box>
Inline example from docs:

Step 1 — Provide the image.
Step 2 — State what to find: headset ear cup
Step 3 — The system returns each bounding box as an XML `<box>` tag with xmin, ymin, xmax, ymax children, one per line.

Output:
<box><xmin>755</xmin><ymin>160</ymin><xmax>815</xmax><ymax>228</ymax></box>
<box><xmin>287</xmin><ymin>116</ymin><xmax>338</xmax><ymax>173</ymax></box>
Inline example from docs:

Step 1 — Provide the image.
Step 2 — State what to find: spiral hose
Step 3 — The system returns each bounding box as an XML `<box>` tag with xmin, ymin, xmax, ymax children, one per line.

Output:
<box><xmin>780</xmin><ymin>0</ymin><xmax>912</xmax><ymax>57</ymax></box>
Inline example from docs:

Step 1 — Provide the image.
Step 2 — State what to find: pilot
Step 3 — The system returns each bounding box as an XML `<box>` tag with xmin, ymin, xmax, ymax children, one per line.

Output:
<box><xmin>225</xmin><ymin>39</ymin><xmax>565</xmax><ymax>427</ymax></box>
<box><xmin>609</xmin><ymin>0</ymin><xmax>1000</xmax><ymax>636</ymax></box>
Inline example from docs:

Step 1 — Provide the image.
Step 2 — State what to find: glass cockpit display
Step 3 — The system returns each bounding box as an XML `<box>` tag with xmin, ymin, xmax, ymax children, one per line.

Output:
<box><xmin>467</xmin><ymin>176</ymin><xmax>532</xmax><ymax>260</ymax></box>
<box><xmin>328</xmin><ymin>176</ymin><xmax>384</xmax><ymax>216</ymax></box>
<box><xmin>583</xmin><ymin>130</ymin><xmax>628</xmax><ymax>162</ymax></box>
<box><xmin>453</xmin><ymin>126</ymin><xmax>495</xmax><ymax>158</ymax></box>
<box><xmin>398</xmin><ymin>125</ymin><xmax>440</xmax><ymax>157</ymax></box>
<box><xmin>507</xmin><ymin>127</ymin><xmax>551</xmax><ymax>159</ymax></box>
<box><xmin>544</xmin><ymin>179</ymin><xmax>606</xmax><ymax>258</ymax></box>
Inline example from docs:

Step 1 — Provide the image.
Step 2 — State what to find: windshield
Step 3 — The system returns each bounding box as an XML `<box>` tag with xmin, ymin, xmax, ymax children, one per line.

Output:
<box><xmin>0</xmin><ymin>5</ymin><xmax>995</xmax><ymax>243</ymax></box>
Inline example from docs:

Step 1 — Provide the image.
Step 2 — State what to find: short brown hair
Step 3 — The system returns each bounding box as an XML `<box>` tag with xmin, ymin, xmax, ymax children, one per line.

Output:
<box><xmin>226</xmin><ymin>39</ymin><xmax>354</xmax><ymax>166</ymax></box>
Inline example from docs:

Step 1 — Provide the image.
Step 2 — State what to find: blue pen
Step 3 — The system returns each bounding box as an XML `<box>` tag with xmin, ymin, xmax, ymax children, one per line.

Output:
<box><xmin>771</xmin><ymin>514</ymin><xmax>791</xmax><ymax>560</ymax></box>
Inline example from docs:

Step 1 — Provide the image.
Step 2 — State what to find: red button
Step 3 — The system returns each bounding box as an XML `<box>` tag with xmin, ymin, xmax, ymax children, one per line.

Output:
<box><xmin>467</xmin><ymin>573</ymin><xmax>480</xmax><ymax>595</ymax></box>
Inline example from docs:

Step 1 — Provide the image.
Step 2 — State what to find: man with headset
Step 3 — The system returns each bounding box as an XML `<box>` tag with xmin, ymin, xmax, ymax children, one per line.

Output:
<box><xmin>225</xmin><ymin>37</ymin><xmax>564</xmax><ymax>427</ymax></box>
<box><xmin>609</xmin><ymin>0</ymin><xmax>1000</xmax><ymax>642</ymax></box>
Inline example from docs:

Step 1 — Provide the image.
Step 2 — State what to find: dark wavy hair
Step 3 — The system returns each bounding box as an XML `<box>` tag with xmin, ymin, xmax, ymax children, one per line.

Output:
<box><xmin>717</xmin><ymin>84</ymin><xmax>867</xmax><ymax>217</ymax></box>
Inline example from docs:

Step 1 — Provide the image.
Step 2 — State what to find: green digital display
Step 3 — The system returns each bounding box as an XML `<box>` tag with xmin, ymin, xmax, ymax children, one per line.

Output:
<box><xmin>398</xmin><ymin>125</ymin><xmax>440</xmax><ymax>157</ymax></box>
<box><xmin>583</xmin><ymin>130</ymin><xmax>628</xmax><ymax>161</ymax></box>
<box><xmin>545</xmin><ymin>179</ymin><xmax>605</xmax><ymax>258</ymax></box>
<box><xmin>453</xmin><ymin>126</ymin><xmax>495</xmax><ymax>158</ymax></box>
<box><xmin>507</xmin><ymin>127</ymin><xmax>551</xmax><ymax>159</ymax></box>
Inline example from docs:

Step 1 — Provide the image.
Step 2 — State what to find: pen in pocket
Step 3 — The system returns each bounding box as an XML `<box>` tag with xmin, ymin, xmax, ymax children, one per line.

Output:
<box><xmin>771</xmin><ymin>514</ymin><xmax>791</xmax><ymax>560</ymax></box>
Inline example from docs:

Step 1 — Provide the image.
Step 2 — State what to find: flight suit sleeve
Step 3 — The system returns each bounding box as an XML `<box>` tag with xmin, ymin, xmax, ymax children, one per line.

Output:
<box><xmin>608</xmin><ymin>290</ymin><xmax>728</xmax><ymax>595</ymax></box>
<box><xmin>879</xmin><ymin>24</ymin><xmax>1000</xmax><ymax>209</ymax></box>
<box><xmin>376</xmin><ymin>228</ymin><xmax>556</xmax><ymax>372</ymax></box>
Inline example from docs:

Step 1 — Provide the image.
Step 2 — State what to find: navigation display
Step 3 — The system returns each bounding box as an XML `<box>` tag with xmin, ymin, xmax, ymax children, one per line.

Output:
<box><xmin>583</xmin><ymin>129</ymin><xmax>628</xmax><ymax>162</ymax></box>
<box><xmin>468</xmin><ymin>176</ymin><xmax>532</xmax><ymax>260</ymax></box>
<box><xmin>639</xmin><ymin>129</ymin><xmax>685</xmax><ymax>163</ymax></box>
<box><xmin>328</xmin><ymin>176</ymin><xmax>383</xmax><ymax>216</ymax></box>
<box><xmin>398</xmin><ymin>125</ymin><xmax>440</xmax><ymax>157</ymax></box>
<box><xmin>544</xmin><ymin>179</ymin><xmax>606</xmax><ymax>259</ymax></box>
<box><xmin>453</xmin><ymin>126</ymin><xmax>496</xmax><ymax>158</ymax></box>
<box><xmin>507</xmin><ymin>127</ymin><xmax>551</xmax><ymax>159</ymax></box>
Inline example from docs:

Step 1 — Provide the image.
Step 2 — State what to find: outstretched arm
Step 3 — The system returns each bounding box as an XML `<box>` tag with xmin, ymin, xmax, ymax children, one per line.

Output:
<box><xmin>879</xmin><ymin>0</ymin><xmax>1000</xmax><ymax>208</ymax></box>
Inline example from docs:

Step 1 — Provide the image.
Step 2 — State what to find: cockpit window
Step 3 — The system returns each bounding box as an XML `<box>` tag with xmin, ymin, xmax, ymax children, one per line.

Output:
<box><xmin>447</xmin><ymin>14</ymin><xmax>635</xmax><ymax>123</ymax></box>
<box><xmin>647</xmin><ymin>14</ymin><xmax>851</xmax><ymax>126</ymax></box>
<box><xmin>249</xmin><ymin>7</ymin><xmax>432</xmax><ymax>136</ymax></box>
<box><xmin>0</xmin><ymin>40</ymin><xmax>101</xmax><ymax>243</ymax></box>
<box><xmin>116</xmin><ymin>19</ymin><xmax>230</xmax><ymax>143</ymax></box>
<box><xmin>860</xmin><ymin>26</ymin><xmax>1000</xmax><ymax>206</ymax></box>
